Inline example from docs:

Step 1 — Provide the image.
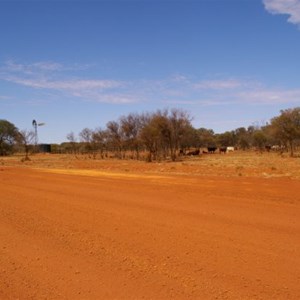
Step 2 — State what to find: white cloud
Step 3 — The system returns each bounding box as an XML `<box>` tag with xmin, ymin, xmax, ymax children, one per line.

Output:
<box><xmin>90</xmin><ymin>94</ymin><xmax>137</xmax><ymax>104</ymax></box>
<box><xmin>0</xmin><ymin>95</ymin><xmax>11</xmax><ymax>100</ymax></box>
<box><xmin>3</xmin><ymin>60</ymin><xmax>90</xmax><ymax>75</ymax></box>
<box><xmin>163</xmin><ymin>99</ymin><xmax>237</xmax><ymax>106</ymax></box>
<box><xmin>1</xmin><ymin>60</ymin><xmax>300</xmax><ymax>106</ymax></box>
<box><xmin>4</xmin><ymin>73</ymin><xmax>300</xmax><ymax>106</ymax></box>
<box><xmin>5</xmin><ymin>77</ymin><xmax>122</xmax><ymax>91</ymax></box>
<box><xmin>238</xmin><ymin>87</ymin><xmax>300</xmax><ymax>104</ymax></box>
<box><xmin>0</xmin><ymin>60</ymin><xmax>127</xmax><ymax>103</ymax></box>
<box><xmin>4</xmin><ymin>60</ymin><xmax>64</xmax><ymax>74</ymax></box>
<box><xmin>194</xmin><ymin>79</ymin><xmax>242</xmax><ymax>90</ymax></box>
<box><xmin>263</xmin><ymin>0</ymin><xmax>300</xmax><ymax>26</ymax></box>
<box><xmin>31</xmin><ymin>62</ymin><xmax>64</xmax><ymax>71</ymax></box>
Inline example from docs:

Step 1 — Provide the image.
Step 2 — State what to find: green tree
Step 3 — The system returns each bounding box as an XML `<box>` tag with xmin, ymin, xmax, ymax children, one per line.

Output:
<box><xmin>252</xmin><ymin>130</ymin><xmax>267</xmax><ymax>151</ymax></box>
<box><xmin>270</xmin><ymin>107</ymin><xmax>300</xmax><ymax>157</ymax></box>
<box><xmin>180</xmin><ymin>125</ymin><xmax>199</xmax><ymax>151</ymax></box>
<box><xmin>235</xmin><ymin>127</ymin><xmax>250</xmax><ymax>150</ymax></box>
<box><xmin>196</xmin><ymin>128</ymin><xmax>216</xmax><ymax>148</ymax></box>
<box><xmin>0</xmin><ymin>120</ymin><xmax>19</xmax><ymax>156</ymax></box>
<box><xmin>216</xmin><ymin>131</ymin><xmax>236</xmax><ymax>147</ymax></box>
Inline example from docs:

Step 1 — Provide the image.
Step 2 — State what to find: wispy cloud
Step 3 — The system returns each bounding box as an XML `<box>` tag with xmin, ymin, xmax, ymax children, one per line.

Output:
<box><xmin>3</xmin><ymin>60</ymin><xmax>90</xmax><ymax>75</ymax></box>
<box><xmin>1</xmin><ymin>60</ymin><xmax>300</xmax><ymax>107</ymax></box>
<box><xmin>4</xmin><ymin>60</ymin><xmax>64</xmax><ymax>74</ymax></box>
<box><xmin>237</xmin><ymin>87</ymin><xmax>300</xmax><ymax>104</ymax></box>
<box><xmin>5</xmin><ymin>77</ymin><xmax>122</xmax><ymax>92</ymax></box>
<box><xmin>1</xmin><ymin>60</ymin><xmax>127</xmax><ymax>103</ymax></box>
<box><xmin>0</xmin><ymin>95</ymin><xmax>12</xmax><ymax>101</ymax></box>
<box><xmin>194</xmin><ymin>79</ymin><xmax>242</xmax><ymax>90</ymax></box>
<box><xmin>263</xmin><ymin>0</ymin><xmax>300</xmax><ymax>27</ymax></box>
<box><xmin>160</xmin><ymin>77</ymin><xmax>300</xmax><ymax>106</ymax></box>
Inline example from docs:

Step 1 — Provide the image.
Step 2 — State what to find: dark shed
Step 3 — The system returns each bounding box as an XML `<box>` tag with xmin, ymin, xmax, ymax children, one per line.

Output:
<box><xmin>38</xmin><ymin>144</ymin><xmax>51</xmax><ymax>153</ymax></box>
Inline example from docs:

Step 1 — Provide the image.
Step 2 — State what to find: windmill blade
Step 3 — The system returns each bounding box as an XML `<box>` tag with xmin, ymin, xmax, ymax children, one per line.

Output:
<box><xmin>38</xmin><ymin>123</ymin><xmax>45</xmax><ymax>126</ymax></box>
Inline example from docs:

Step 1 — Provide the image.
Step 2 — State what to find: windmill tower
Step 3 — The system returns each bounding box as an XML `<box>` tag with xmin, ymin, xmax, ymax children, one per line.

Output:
<box><xmin>32</xmin><ymin>119</ymin><xmax>45</xmax><ymax>150</ymax></box>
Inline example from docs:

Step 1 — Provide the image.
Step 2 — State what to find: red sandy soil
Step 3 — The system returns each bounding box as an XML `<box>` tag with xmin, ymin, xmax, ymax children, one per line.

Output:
<box><xmin>0</xmin><ymin>153</ymin><xmax>300</xmax><ymax>299</ymax></box>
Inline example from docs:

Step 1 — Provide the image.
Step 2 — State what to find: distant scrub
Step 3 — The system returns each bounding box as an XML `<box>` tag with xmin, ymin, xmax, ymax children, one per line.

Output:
<box><xmin>2</xmin><ymin>107</ymin><xmax>300</xmax><ymax>160</ymax></box>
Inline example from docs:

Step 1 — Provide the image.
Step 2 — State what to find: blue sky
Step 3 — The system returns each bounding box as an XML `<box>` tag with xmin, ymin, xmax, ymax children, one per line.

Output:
<box><xmin>1</xmin><ymin>0</ymin><xmax>300</xmax><ymax>143</ymax></box>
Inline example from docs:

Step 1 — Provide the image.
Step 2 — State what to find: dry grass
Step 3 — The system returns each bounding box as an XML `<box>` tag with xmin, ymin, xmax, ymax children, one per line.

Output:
<box><xmin>2</xmin><ymin>150</ymin><xmax>300</xmax><ymax>180</ymax></box>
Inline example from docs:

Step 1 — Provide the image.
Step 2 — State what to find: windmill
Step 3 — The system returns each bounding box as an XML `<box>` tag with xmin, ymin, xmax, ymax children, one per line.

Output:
<box><xmin>32</xmin><ymin>119</ymin><xmax>45</xmax><ymax>149</ymax></box>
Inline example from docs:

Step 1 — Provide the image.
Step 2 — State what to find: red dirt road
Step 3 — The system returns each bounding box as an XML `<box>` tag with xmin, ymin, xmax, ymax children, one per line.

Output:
<box><xmin>1</xmin><ymin>166</ymin><xmax>300</xmax><ymax>299</ymax></box>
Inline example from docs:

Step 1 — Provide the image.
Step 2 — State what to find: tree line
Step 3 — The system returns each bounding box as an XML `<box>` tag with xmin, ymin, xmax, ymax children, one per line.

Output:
<box><xmin>1</xmin><ymin>107</ymin><xmax>300</xmax><ymax>160</ymax></box>
<box><xmin>64</xmin><ymin>107</ymin><xmax>300</xmax><ymax>159</ymax></box>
